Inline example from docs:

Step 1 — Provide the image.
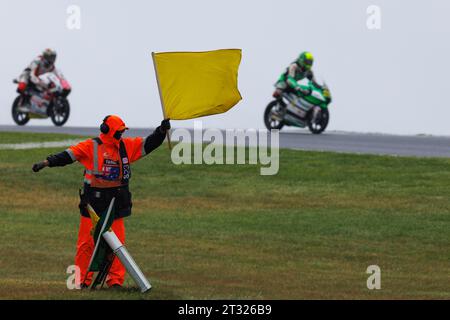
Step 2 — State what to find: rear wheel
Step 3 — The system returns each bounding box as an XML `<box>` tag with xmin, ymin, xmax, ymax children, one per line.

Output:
<box><xmin>308</xmin><ymin>108</ymin><xmax>329</xmax><ymax>134</ymax></box>
<box><xmin>11</xmin><ymin>96</ymin><xmax>30</xmax><ymax>125</ymax></box>
<box><xmin>50</xmin><ymin>98</ymin><xmax>70</xmax><ymax>126</ymax></box>
<box><xmin>264</xmin><ymin>100</ymin><xmax>285</xmax><ymax>130</ymax></box>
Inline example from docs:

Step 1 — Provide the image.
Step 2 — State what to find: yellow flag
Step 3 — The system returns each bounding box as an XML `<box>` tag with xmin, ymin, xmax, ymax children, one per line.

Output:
<box><xmin>152</xmin><ymin>49</ymin><xmax>242</xmax><ymax>120</ymax></box>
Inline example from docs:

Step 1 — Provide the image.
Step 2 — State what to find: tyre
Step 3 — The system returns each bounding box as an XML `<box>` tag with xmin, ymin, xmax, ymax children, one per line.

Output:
<box><xmin>11</xmin><ymin>96</ymin><xmax>30</xmax><ymax>126</ymax></box>
<box><xmin>50</xmin><ymin>98</ymin><xmax>70</xmax><ymax>126</ymax></box>
<box><xmin>264</xmin><ymin>100</ymin><xmax>285</xmax><ymax>130</ymax></box>
<box><xmin>308</xmin><ymin>108</ymin><xmax>329</xmax><ymax>134</ymax></box>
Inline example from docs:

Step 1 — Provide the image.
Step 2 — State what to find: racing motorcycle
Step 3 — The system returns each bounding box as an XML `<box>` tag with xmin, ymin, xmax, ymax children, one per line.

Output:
<box><xmin>264</xmin><ymin>78</ymin><xmax>332</xmax><ymax>134</ymax></box>
<box><xmin>12</xmin><ymin>71</ymin><xmax>71</xmax><ymax>126</ymax></box>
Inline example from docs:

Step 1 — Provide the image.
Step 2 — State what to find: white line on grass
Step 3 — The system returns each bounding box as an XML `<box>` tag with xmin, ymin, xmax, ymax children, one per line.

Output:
<box><xmin>0</xmin><ymin>140</ymin><xmax>83</xmax><ymax>150</ymax></box>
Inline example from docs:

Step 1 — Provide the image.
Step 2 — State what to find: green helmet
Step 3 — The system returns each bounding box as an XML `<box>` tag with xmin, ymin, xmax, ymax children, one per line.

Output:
<box><xmin>297</xmin><ymin>52</ymin><xmax>314</xmax><ymax>70</ymax></box>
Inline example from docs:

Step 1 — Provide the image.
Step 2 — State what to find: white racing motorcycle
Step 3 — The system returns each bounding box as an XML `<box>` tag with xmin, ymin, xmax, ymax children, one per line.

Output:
<box><xmin>12</xmin><ymin>71</ymin><xmax>71</xmax><ymax>126</ymax></box>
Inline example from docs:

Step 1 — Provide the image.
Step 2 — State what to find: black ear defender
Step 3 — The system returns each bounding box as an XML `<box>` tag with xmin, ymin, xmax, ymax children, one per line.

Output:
<box><xmin>100</xmin><ymin>115</ymin><xmax>111</xmax><ymax>134</ymax></box>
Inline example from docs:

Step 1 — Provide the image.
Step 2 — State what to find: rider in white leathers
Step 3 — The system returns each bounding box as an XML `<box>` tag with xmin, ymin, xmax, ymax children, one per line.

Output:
<box><xmin>17</xmin><ymin>48</ymin><xmax>62</xmax><ymax>93</ymax></box>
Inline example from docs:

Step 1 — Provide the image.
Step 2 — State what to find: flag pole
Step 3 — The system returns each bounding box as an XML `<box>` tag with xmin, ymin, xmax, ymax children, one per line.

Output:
<box><xmin>152</xmin><ymin>52</ymin><xmax>172</xmax><ymax>150</ymax></box>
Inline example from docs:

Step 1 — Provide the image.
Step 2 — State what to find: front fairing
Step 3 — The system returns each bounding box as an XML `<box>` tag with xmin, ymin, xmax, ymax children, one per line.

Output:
<box><xmin>297</xmin><ymin>78</ymin><xmax>332</xmax><ymax>108</ymax></box>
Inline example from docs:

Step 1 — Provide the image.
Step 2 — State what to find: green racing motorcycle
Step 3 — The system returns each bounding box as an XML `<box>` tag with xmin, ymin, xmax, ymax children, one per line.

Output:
<box><xmin>264</xmin><ymin>78</ymin><xmax>332</xmax><ymax>134</ymax></box>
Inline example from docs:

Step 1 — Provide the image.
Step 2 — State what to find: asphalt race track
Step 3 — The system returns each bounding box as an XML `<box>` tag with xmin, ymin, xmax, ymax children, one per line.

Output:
<box><xmin>1</xmin><ymin>125</ymin><xmax>450</xmax><ymax>158</ymax></box>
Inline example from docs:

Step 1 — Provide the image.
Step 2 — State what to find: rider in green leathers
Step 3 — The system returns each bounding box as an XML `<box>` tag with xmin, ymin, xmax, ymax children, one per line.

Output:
<box><xmin>274</xmin><ymin>51</ymin><xmax>316</xmax><ymax>97</ymax></box>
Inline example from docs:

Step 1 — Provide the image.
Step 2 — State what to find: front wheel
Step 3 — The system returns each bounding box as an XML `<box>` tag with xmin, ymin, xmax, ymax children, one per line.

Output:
<box><xmin>11</xmin><ymin>96</ymin><xmax>30</xmax><ymax>125</ymax></box>
<box><xmin>264</xmin><ymin>100</ymin><xmax>285</xmax><ymax>130</ymax></box>
<box><xmin>50</xmin><ymin>98</ymin><xmax>70</xmax><ymax>126</ymax></box>
<box><xmin>308</xmin><ymin>108</ymin><xmax>329</xmax><ymax>134</ymax></box>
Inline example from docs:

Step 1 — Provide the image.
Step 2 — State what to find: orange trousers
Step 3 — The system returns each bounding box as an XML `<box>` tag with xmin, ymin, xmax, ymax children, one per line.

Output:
<box><xmin>75</xmin><ymin>216</ymin><xmax>126</xmax><ymax>287</ymax></box>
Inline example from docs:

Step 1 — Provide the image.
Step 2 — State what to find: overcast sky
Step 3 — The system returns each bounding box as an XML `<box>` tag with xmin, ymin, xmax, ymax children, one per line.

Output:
<box><xmin>0</xmin><ymin>0</ymin><xmax>449</xmax><ymax>135</ymax></box>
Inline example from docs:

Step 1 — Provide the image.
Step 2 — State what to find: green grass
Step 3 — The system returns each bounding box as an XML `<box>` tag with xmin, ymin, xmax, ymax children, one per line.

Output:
<box><xmin>0</xmin><ymin>131</ymin><xmax>86</xmax><ymax>144</ymax></box>
<box><xmin>0</xmin><ymin>132</ymin><xmax>449</xmax><ymax>299</ymax></box>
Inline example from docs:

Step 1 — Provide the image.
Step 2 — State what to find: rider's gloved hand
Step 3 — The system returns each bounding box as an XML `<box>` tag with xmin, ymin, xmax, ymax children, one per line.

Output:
<box><xmin>296</xmin><ymin>86</ymin><xmax>311</xmax><ymax>96</ymax></box>
<box><xmin>32</xmin><ymin>160</ymin><xmax>48</xmax><ymax>172</ymax></box>
<box><xmin>159</xmin><ymin>119</ymin><xmax>171</xmax><ymax>133</ymax></box>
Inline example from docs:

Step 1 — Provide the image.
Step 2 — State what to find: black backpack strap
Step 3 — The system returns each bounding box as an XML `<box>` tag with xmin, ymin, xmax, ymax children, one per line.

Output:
<box><xmin>119</xmin><ymin>140</ymin><xmax>131</xmax><ymax>185</ymax></box>
<box><xmin>92</xmin><ymin>137</ymin><xmax>103</xmax><ymax>145</ymax></box>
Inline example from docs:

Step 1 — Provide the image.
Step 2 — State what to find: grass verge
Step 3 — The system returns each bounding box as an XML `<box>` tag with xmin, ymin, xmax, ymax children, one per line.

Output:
<box><xmin>0</xmin><ymin>132</ymin><xmax>448</xmax><ymax>299</ymax></box>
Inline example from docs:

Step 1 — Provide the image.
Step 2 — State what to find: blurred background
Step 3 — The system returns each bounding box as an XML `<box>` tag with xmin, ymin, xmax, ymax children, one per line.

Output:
<box><xmin>0</xmin><ymin>0</ymin><xmax>449</xmax><ymax>135</ymax></box>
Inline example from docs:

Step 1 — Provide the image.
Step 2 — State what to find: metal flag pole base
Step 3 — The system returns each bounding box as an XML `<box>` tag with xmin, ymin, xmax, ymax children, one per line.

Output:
<box><xmin>103</xmin><ymin>230</ymin><xmax>152</xmax><ymax>293</ymax></box>
<box><xmin>85</xmin><ymin>200</ymin><xmax>151</xmax><ymax>293</ymax></box>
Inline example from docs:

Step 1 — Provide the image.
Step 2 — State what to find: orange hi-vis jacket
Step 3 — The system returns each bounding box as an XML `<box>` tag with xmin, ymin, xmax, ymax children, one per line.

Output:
<box><xmin>45</xmin><ymin>120</ymin><xmax>166</xmax><ymax>218</ymax></box>
<box><xmin>66</xmin><ymin>135</ymin><xmax>146</xmax><ymax>188</ymax></box>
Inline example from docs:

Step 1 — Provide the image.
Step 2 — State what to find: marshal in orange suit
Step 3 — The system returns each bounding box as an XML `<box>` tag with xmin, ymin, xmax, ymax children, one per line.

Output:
<box><xmin>32</xmin><ymin>115</ymin><xmax>170</xmax><ymax>289</ymax></box>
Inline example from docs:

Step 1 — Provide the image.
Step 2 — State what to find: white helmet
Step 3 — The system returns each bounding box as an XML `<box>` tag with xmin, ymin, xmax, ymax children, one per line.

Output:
<box><xmin>42</xmin><ymin>48</ymin><xmax>57</xmax><ymax>67</ymax></box>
